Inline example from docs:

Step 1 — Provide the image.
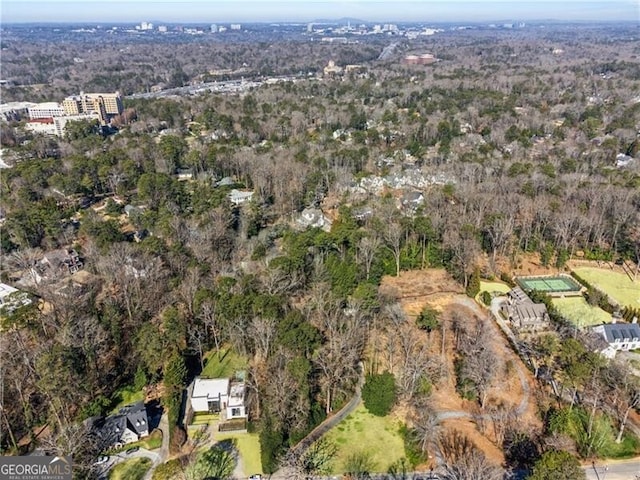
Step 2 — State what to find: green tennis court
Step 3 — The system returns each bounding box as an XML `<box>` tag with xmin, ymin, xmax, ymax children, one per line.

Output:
<box><xmin>517</xmin><ymin>275</ymin><xmax>582</xmax><ymax>293</ymax></box>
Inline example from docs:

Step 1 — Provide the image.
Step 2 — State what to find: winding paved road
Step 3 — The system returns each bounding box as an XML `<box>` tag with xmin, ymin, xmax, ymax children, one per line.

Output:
<box><xmin>292</xmin><ymin>362</ymin><xmax>365</xmax><ymax>456</ymax></box>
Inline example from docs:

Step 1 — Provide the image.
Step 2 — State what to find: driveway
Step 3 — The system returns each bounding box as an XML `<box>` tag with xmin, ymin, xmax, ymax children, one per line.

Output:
<box><xmin>143</xmin><ymin>411</ymin><xmax>169</xmax><ymax>480</ymax></box>
<box><xmin>97</xmin><ymin>448</ymin><xmax>160</xmax><ymax>480</ymax></box>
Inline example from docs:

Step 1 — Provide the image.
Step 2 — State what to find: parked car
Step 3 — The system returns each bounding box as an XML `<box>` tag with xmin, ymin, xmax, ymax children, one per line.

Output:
<box><xmin>248</xmin><ymin>475</ymin><xmax>262</xmax><ymax>480</ymax></box>
<box><xmin>125</xmin><ymin>446</ymin><xmax>140</xmax><ymax>455</ymax></box>
<box><xmin>93</xmin><ymin>456</ymin><xmax>109</xmax><ymax>465</ymax></box>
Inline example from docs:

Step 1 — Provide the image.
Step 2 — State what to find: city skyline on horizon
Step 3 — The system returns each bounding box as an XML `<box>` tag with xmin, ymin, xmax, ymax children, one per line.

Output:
<box><xmin>2</xmin><ymin>1</ymin><xmax>638</xmax><ymax>24</ymax></box>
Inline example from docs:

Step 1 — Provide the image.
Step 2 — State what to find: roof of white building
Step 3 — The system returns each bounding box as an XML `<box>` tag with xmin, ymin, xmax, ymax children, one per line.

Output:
<box><xmin>0</xmin><ymin>282</ymin><xmax>18</xmax><ymax>300</ymax></box>
<box><xmin>192</xmin><ymin>378</ymin><xmax>229</xmax><ymax>399</ymax></box>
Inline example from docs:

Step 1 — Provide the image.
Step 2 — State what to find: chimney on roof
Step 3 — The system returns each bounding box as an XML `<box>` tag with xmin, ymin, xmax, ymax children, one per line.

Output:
<box><xmin>612</xmin><ymin>316</ymin><xmax>617</xmax><ymax>324</ymax></box>
<box><xmin>633</xmin><ymin>316</ymin><xmax>638</xmax><ymax>324</ymax></box>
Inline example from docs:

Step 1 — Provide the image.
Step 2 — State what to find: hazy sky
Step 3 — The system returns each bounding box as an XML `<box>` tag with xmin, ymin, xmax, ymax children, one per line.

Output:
<box><xmin>2</xmin><ymin>0</ymin><xmax>638</xmax><ymax>23</ymax></box>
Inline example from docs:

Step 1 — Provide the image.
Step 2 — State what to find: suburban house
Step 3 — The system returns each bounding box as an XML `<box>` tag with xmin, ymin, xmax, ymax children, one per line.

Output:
<box><xmin>190</xmin><ymin>377</ymin><xmax>246</xmax><ymax>420</ymax></box>
<box><xmin>502</xmin><ymin>287</ymin><xmax>550</xmax><ymax>332</ymax></box>
<box><xmin>592</xmin><ymin>321</ymin><xmax>640</xmax><ymax>359</ymax></box>
<box><xmin>228</xmin><ymin>189</ymin><xmax>254</xmax><ymax>206</ymax></box>
<box><xmin>92</xmin><ymin>402</ymin><xmax>149</xmax><ymax>449</ymax></box>
<box><xmin>0</xmin><ymin>282</ymin><xmax>32</xmax><ymax>314</ymax></box>
<box><xmin>41</xmin><ymin>248</ymin><xmax>83</xmax><ymax>275</ymax></box>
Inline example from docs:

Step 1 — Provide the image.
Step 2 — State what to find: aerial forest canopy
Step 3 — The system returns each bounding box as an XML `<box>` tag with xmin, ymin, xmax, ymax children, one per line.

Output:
<box><xmin>0</xmin><ymin>21</ymin><xmax>639</xmax><ymax>479</ymax></box>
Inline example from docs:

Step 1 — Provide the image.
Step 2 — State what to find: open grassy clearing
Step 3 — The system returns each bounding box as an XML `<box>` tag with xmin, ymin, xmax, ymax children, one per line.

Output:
<box><xmin>214</xmin><ymin>432</ymin><xmax>262</xmax><ymax>477</ymax></box>
<box><xmin>201</xmin><ymin>347</ymin><xmax>247</xmax><ymax>379</ymax></box>
<box><xmin>573</xmin><ymin>267</ymin><xmax>640</xmax><ymax>308</ymax></box>
<box><xmin>323</xmin><ymin>403</ymin><xmax>405</xmax><ymax>474</ymax></box>
<box><xmin>480</xmin><ymin>281</ymin><xmax>511</xmax><ymax>295</ymax></box>
<box><xmin>108</xmin><ymin>458</ymin><xmax>151</xmax><ymax>480</ymax></box>
<box><xmin>110</xmin><ymin>385</ymin><xmax>144</xmax><ymax>413</ymax></box>
<box><xmin>552</xmin><ymin>297</ymin><xmax>611</xmax><ymax>327</ymax></box>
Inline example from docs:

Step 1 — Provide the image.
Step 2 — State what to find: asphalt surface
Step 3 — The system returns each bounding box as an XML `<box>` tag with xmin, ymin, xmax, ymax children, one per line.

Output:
<box><xmin>584</xmin><ymin>458</ymin><xmax>640</xmax><ymax>480</ymax></box>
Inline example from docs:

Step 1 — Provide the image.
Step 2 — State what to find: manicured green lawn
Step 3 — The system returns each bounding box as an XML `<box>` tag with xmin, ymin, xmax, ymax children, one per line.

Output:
<box><xmin>110</xmin><ymin>385</ymin><xmax>144</xmax><ymax>413</ymax></box>
<box><xmin>108</xmin><ymin>458</ymin><xmax>151</xmax><ymax>480</ymax></box>
<box><xmin>201</xmin><ymin>347</ymin><xmax>247</xmax><ymax>379</ymax></box>
<box><xmin>107</xmin><ymin>429</ymin><xmax>163</xmax><ymax>454</ymax></box>
<box><xmin>552</xmin><ymin>296</ymin><xmax>612</xmax><ymax>327</ymax></box>
<box><xmin>573</xmin><ymin>267</ymin><xmax>640</xmax><ymax>308</ymax></box>
<box><xmin>215</xmin><ymin>432</ymin><xmax>262</xmax><ymax>477</ymax></box>
<box><xmin>480</xmin><ymin>281</ymin><xmax>511</xmax><ymax>295</ymax></box>
<box><xmin>191</xmin><ymin>413</ymin><xmax>220</xmax><ymax>425</ymax></box>
<box><xmin>323</xmin><ymin>403</ymin><xmax>405</xmax><ymax>475</ymax></box>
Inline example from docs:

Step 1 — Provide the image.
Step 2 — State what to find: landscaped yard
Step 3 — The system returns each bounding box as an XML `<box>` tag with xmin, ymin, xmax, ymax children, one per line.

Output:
<box><xmin>552</xmin><ymin>296</ymin><xmax>612</xmax><ymax>327</ymax></box>
<box><xmin>191</xmin><ymin>413</ymin><xmax>220</xmax><ymax>425</ymax></box>
<box><xmin>108</xmin><ymin>457</ymin><xmax>151</xmax><ymax>480</ymax></box>
<box><xmin>214</xmin><ymin>432</ymin><xmax>262</xmax><ymax>477</ymax></box>
<box><xmin>573</xmin><ymin>267</ymin><xmax>640</xmax><ymax>308</ymax></box>
<box><xmin>110</xmin><ymin>385</ymin><xmax>144</xmax><ymax>413</ymax></box>
<box><xmin>108</xmin><ymin>429</ymin><xmax>163</xmax><ymax>454</ymax></box>
<box><xmin>480</xmin><ymin>281</ymin><xmax>511</xmax><ymax>295</ymax></box>
<box><xmin>323</xmin><ymin>402</ymin><xmax>405</xmax><ymax>474</ymax></box>
<box><xmin>201</xmin><ymin>347</ymin><xmax>247</xmax><ymax>379</ymax></box>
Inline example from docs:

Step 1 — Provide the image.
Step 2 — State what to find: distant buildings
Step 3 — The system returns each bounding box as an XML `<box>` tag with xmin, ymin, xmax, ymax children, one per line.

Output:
<box><xmin>26</xmin><ymin>113</ymin><xmax>100</xmax><ymax>137</ymax></box>
<box><xmin>0</xmin><ymin>101</ymin><xmax>36</xmax><ymax>121</ymax></box>
<box><xmin>62</xmin><ymin>91</ymin><xmax>124</xmax><ymax>124</ymax></box>
<box><xmin>403</xmin><ymin>53</ymin><xmax>436</xmax><ymax>65</ymax></box>
<box><xmin>136</xmin><ymin>22</ymin><xmax>153</xmax><ymax>31</ymax></box>
<box><xmin>16</xmin><ymin>91</ymin><xmax>123</xmax><ymax>136</ymax></box>
<box><xmin>230</xmin><ymin>24</ymin><xmax>242</xmax><ymax>31</ymax></box>
<box><xmin>323</xmin><ymin>60</ymin><xmax>343</xmax><ymax>76</ymax></box>
<box><xmin>28</xmin><ymin>102</ymin><xmax>65</xmax><ymax>119</ymax></box>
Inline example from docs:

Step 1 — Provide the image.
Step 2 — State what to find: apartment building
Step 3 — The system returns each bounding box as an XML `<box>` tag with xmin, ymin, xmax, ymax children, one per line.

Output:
<box><xmin>28</xmin><ymin>102</ymin><xmax>65</xmax><ymax>119</ymax></box>
<box><xmin>62</xmin><ymin>92</ymin><xmax>123</xmax><ymax>124</ymax></box>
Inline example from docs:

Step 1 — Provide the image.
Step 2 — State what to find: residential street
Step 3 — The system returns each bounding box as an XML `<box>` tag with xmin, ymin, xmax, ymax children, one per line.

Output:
<box><xmin>584</xmin><ymin>458</ymin><xmax>640</xmax><ymax>480</ymax></box>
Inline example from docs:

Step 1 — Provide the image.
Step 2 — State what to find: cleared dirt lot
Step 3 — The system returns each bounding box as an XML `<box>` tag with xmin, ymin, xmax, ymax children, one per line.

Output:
<box><xmin>381</xmin><ymin>268</ymin><xmax>542</xmax><ymax>466</ymax></box>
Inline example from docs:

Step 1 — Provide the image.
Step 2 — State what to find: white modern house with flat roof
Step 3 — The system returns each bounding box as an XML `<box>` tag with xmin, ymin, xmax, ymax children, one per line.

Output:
<box><xmin>190</xmin><ymin>377</ymin><xmax>246</xmax><ymax>420</ymax></box>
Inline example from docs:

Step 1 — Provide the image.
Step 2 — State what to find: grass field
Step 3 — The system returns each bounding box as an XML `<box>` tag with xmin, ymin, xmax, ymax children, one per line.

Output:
<box><xmin>552</xmin><ymin>297</ymin><xmax>612</xmax><ymax>327</ymax></box>
<box><xmin>323</xmin><ymin>403</ymin><xmax>405</xmax><ymax>475</ymax></box>
<box><xmin>214</xmin><ymin>432</ymin><xmax>262</xmax><ymax>477</ymax></box>
<box><xmin>573</xmin><ymin>267</ymin><xmax>640</xmax><ymax>308</ymax></box>
<box><xmin>201</xmin><ymin>347</ymin><xmax>247</xmax><ymax>379</ymax></box>
<box><xmin>480</xmin><ymin>281</ymin><xmax>511</xmax><ymax>295</ymax></box>
<box><xmin>110</xmin><ymin>385</ymin><xmax>144</xmax><ymax>413</ymax></box>
<box><xmin>108</xmin><ymin>458</ymin><xmax>151</xmax><ymax>480</ymax></box>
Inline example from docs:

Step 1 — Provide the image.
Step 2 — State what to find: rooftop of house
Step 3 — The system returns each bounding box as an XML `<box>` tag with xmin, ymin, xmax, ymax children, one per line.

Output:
<box><xmin>595</xmin><ymin>322</ymin><xmax>640</xmax><ymax>343</ymax></box>
<box><xmin>0</xmin><ymin>282</ymin><xmax>18</xmax><ymax>300</ymax></box>
<box><xmin>512</xmin><ymin>302</ymin><xmax>548</xmax><ymax>321</ymax></box>
<box><xmin>508</xmin><ymin>286</ymin><xmax>532</xmax><ymax>304</ymax></box>
<box><xmin>192</xmin><ymin>378</ymin><xmax>229</xmax><ymax>399</ymax></box>
<box><xmin>228</xmin><ymin>382</ymin><xmax>245</xmax><ymax>407</ymax></box>
<box><xmin>91</xmin><ymin>401</ymin><xmax>148</xmax><ymax>447</ymax></box>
